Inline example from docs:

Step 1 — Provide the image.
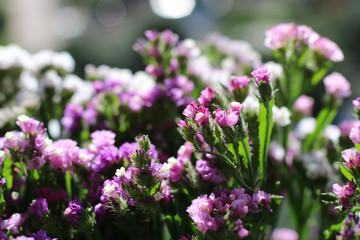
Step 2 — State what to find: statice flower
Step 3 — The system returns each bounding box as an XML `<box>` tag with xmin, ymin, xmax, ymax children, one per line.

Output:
<box><xmin>0</xmin><ymin>213</ymin><xmax>26</xmax><ymax>235</ymax></box>
<box><xmin>310</xmin><ymin>36</ymin><xmax>344</xmax><ymax>62</ymax></box>
<box><xmin>349</xmin><ymin>125</ymin><xmax>360</xmax><ymax>144</ymax></box>
<box><xmin>341</xmin><ymin>149</ymin><xmax>360</xmax><ymax>169</ymax></box>
<box><xmin>64</xmin><ymin>198</ymin><xmax>85</xmax><ymax>227</ymax></box>
<box><xmin>16</xmin><ymin>115</ymin><xmax>45</xmax><ymax>136</ymax></box>
<box><xmin>323</xmin><ymin>73</ymin><xmax>351</xmax><ymax>98</ymax></box>
<box><xmin>271</xmin><ymin>228</ymin><xmax>298</xmax><ymax>240</ymax></box>
<box><xmin>293</xmin><ymin>95</ymin><xmax>314</xmax><ymax>115</ymax></box>
<box><xmin>61</xmin><ymin>103</ymin><xmax>83</xmax><ymax>131</ymax></box>
<box><xmin>28</xmin><ymin>198</ymin><xmax>48</xmax><ymax>221</ymax></box>
<box><xmin>228</xmin><ymin>76</ymin><xmax>250</xmax><ymax>91</ymax></box>
<box><xmin>29</xmin><ymin>230</ymin><xmax>55</xmax><ymax>240</ymax></box>
<box><xmin>197</xmin><ymin>87</ymin><xmax>215</xmax><ymax>107</ymax></box>
<box><xmin>195</xmin><ymin>160</ymin><xmax>226</xmax><ymax>185</ymax></box>
<box><xmin>251</xmin><ymin>66</ymin><xmax>271</xmax><ymax>84</ymax></box>
<box><xmin>339</xmin><ymin>120</ymin><xmax>360</xmax><ymax>138</ymax></box>
<box><xmin>333</xmin><ymin>181</ymin><xmax>356</xmax><ymax>209</ymax></box>
<box><xmin>264</xmin><ymin>23</ymin><xmax>297</xmax><ymax>50</ymax></box>
<box><xmin>4</xmin><ymin>131</ymin><xmax>30</xmax><ymax>151</ymax></box>
<box><xmin>45</xmin><ymin>139</ymin><xmax>79</xmax><ymax>172</ymax></box>
<box><xmin>194</xmin><ymin>107</ymin><xmax>210</xmax><ymax>126</ymax></box>
<box><xmin>353</xmin><ymin>98</ymin><xmax>360</xmax><ymax>110</ymax></box>
<box><xmin>32</xmin><ymin>50</ymin><xmax>75</xmax><ymax>73</ymax></box>
<box><xmin>187</xmin><ymin>188</ymin><xmax>272</xmax><ymax>235</ymax></box>
<box><xmin>273</xmin><ymin>106</ymin><xmax>291</xmax><ymax>127</ymax></box>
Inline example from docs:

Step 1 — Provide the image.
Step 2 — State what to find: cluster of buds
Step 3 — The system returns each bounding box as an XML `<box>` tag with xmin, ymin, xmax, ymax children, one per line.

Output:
<box><xmin>100</xmin><ymin>135</ymin><xmax>172</xmax><ymax>216</ymax></box>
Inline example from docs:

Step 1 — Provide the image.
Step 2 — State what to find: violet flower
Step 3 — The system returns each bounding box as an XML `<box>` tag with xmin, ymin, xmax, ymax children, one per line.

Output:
<box><xmin>64</xmin><ymin>198</ymin><xmax>85</xmax><ymax>227</ymax></box>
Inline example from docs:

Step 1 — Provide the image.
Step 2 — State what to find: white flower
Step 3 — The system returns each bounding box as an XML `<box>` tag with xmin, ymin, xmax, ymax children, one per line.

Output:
<box><xmin>273</xmin><ymin>106</ymin><xmax>291</xmax><ymax>127</ymax></box>
<box><xmin>295</xmin><ymin>117</ymin><xmax>316</xmax><ymax>139</ymax></box>
<box><xmin>115</xmin><ymin>167</ymin><xmax>126</xmax><ymax>178</ymax></box>
<box><xmin>153</xmin><ymin>192</ymin><xmax>163</xmax><ymax>201</ymax></box>
<box><xmin>104</xmin><ymin>183</ymin><xmax>116</xmax><ymax>195</ymax></box>
<box><xmin>323</xmin><ymin>125</ymin><xmax>341</xmax><ymax>145</ymax></box>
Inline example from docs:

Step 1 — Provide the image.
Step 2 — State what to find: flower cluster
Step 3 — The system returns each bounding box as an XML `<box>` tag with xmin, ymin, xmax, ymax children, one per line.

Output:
<box><xmin>187</xmin><ymin>188</ymin><xmax>272</xmax><ymax>237</ymax></box>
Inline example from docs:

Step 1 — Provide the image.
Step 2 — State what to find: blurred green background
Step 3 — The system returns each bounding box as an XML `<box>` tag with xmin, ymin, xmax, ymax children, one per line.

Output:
<box><xmin>1</xmin><ymin>0</ymin><xmax>359</xmax><ymax>118</ymax></box>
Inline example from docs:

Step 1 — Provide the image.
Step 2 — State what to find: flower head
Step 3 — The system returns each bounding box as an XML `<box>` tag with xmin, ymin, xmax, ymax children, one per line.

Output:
<box><xmin>251</xmin><ymin>66</ymin><xmax>271</xmax><ymax>84</ymax></box>
<box><xmin>323</xmin><ymin>72</ymin><xmax>351</xmax><ymax>98</ymax></box>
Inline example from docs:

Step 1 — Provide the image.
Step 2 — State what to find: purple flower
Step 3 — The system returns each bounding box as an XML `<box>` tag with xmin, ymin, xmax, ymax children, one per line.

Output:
<box><xmin>29</xmin><ymin>230</ymin><xmax>55</xmax><ymax>240</ymax></box>
<box><xmin>350</xmin><ymin>125</ymin><xmax>360</xmax><ymax>144</ymax></box>
<box><xmin>353</xmin><ymin>98</ymin><xmax>360</xmax><ymax>110</ymax></box>
<box><xmin>310</xmin><ymin>36</ymin><xmax>344</xmax><ymax>62</ymax></box>
<box><xmin>235</xmin><ymin>220</ymin><xmax>249</xmax><ymax>238</ymax></box>
<box><xmin>145</xmin><ymin>30</ymin><xmax>158</xmax><ymax>41</ymax></box>
<box><xmin>0</xmin><ymin>213</ymin><xmax>26</xmax><ymax>235</ymax></box>
<box><xmin>196</xmin><ymin>160</ymin><xmax>226</xmax><ymax>185</ymax></box>
<box><xmin>161</xmin><ymin>30</ymin><xmax>179</xmax><ymax>46</ymax></box>
<box><xmin>323</xmin><ymin>72</ymin><xmax>351</xmax><ymax>98</ymax></box>
<box><xmin>64</xmin><ymin>198</ymin><xmax>85</xmax><ymax>227</ymax></box>
<box><xmin>94</xmin><ymin>203</ymin><xmax>108</xmax><ymax>224</ymax></box>
<box><xmin>186</xmin><ymin>195</ymin><xmax>218</xmax><ymax>233</ymax></box>
<box><xmin>0</xmin><ymin>231</ymin><xmax>8</xmax><ymax>240</ymax></box>
<box><xmin>271</xmin><ymin>228</ymin><xmax>298</xmax><ymax>240</ymax></box>
<box><xmin>90</xmin><ymin>130</ymin><xmax>116</xmax><ymax>150</ymax></box>
<box><xmin>29</xmin><ymin>198</ymin><xmax>48</xmax><ymax>220</ymax></box>
<box><xmin>45</xmin><ymin>139</ymin><xmax>79</xmax><ymax>172</ymax></box>
<box><xmin>28</xmin><ymin>157</ymin><xmax>45</xmax><ymax>171</ymax></box>
<box><xmin>228</xmin><ymin>76</ymin><xmax>250</xmax><ymax>91</ymax></box>
<box><xmin>333</xmin><ymin>182</ymin><xmax>356</xmax><ymax>208</ymax></box>
<box><xmin>251</xmin><ymin>66</ymin><xmax>271</xmax><ymax>84</ymax></box>
<box><xmin>145</xmin><ymin>64</ymin><xmax>164</xmax><ymax>78</ymax></box>
<box><xmin>61</xmin><ymin>104</ymin><xmax>83</xmax><ymax>131</ymax></box>
<box><xmin>198</xmin><ymin>87</ymin><xmax>215</xmax><ymax>107</ymax></box>
<box><xmin>16</xmin><ymin>115</ymin><xmax>44</xmax><ymax>135</ymax></box>
<box><xmin>293</xmin><ymin>95</ymin><xmax>314</xmax><ymax>115</ymax></box>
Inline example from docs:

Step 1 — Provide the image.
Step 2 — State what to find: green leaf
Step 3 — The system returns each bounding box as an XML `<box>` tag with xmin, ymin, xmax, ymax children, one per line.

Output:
<box><xmin>340</xmin><ymin>164</ymin><xmax>355</xmax><ymax>183</ymax></box>
<box><xmin>2</xmin><ymin>156</ymin><xmax>13</xmax><ymax>190</ymax></box>
<box><xmin>258</xmin><ymin>98</ymin><xmax>274</xmax><ymax>183</ymax></box>
<box><xmin>302</xmin><ymin>105</ymin><xmax>338</xmax><ymax>152</ymax></box>
<box><xmin>65</xmin><ymin>171</ymin><xmax>72</xmax><ymax>199</ymax></box>
<box><xmin>150</xmin><ymin>181</ymin><xmax>161</xmax><ymax>195</ymax></box>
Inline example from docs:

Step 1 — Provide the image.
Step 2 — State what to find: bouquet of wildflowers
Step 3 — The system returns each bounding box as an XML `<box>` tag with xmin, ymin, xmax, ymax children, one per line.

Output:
<box><xmin>0</xmin><ymin>22</ymin><xmax>357</xmax><ymax>240</ymax></box>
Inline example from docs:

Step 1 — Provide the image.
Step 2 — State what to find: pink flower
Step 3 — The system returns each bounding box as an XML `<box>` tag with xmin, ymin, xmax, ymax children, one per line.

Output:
<box><xmin>350</xmin><ymin>125</ymin><xmax>360</xmax><ymax>144</ymax></box>
<box><xmin>145</xmin><ymin>64</ymin><xmax>164</xmax><ymax>78</ymax></box>
<box><xmin>230</xmin><ymin>102</ymin><xmax>243</xmax><ymax>116</ymax></box>
<box><xmin>251</xmin><ymin>66</ymin><xmax>271</xmax><ymax>84</ymax></box>
<box><xmin>264</xmin><ymin>23</ymin><xmax>297</xmax><ymax>50</ymax></box>
<box><xmin>186</xmin><ymin>195</ymin><xmax>217</xmax><ymax>233</ymax></box>
<box><xmin>339</xmin><ymin>120</ymin><xmax>360</xmax><ymax>137</ymax></box>
<box><xmin>161</xmin><ymin>30</ymin><xmax>179</xmax><ymax>46</ymax></box>
<box><xmin>183</xmin><ymin>102</ymin><xmax>199</xmax><ymax>118</ymax></box>
<box><xmin>323</xmin><ymin>73</ymin><xmax>351</xmax><ymax>98</ymax></box>
<box><xmin>144</xmin><ymin>30</ymin><xmax>158</xmax><ymax>41</ymax></box>
<box><xmin>235</xmin><ymin>220</ymin><xmax>249</xmax><ymax>238</ymax></box>
<box><xmin>198</xmin><ymin>87</ymin><xmax>215</xmax><ymax>107</ymax></box>
<box><xmin>353</xmin><ymin>98</ymin><xmax>360</xmax><ymax>110</ymax></box>
<box><xmin>295</xmin><ymin>25</ymin><xmax>319</xmax><ymax>45</ymax></box>
<box><xmin>293</xmin><ymin>95</ymin><xmax>314</xmax><ymax>115</ymax></box>
<box><xmin>333</xmin><ymin>182</ymin><xmax>356</xmax><ymax>208</ymax></box>
<box><xmin>16</xmin><ymin>115</ymin><xmax>44</xmax><ymax>135</ymax></box>
<box><xmin>194</xmin><ymin>107</ymin><xmax>210</xmax><ymax>126</ymax></box>
<box><xmin>271</xmin><ymin>228</ymin><xmax>298</xmax><ymax>240</ymax></box>
<box><xmin>213</xmin><ymin>109</ymin><xmax>227</xmax><ymax>126</ymax></box>
<box><xmin>228</xmin><ymin>76</ymin><xmax>250</xmax><ymax>91</ymax></box>
<box><xmin>310</xmin><ymin>36</ymin><xmax>344</xmax><ymax>62</ymax></box>
<box><xmin>341</xmin><ymin>149</ymin><xmax>360</xmax><ymax>168</ymax></box>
